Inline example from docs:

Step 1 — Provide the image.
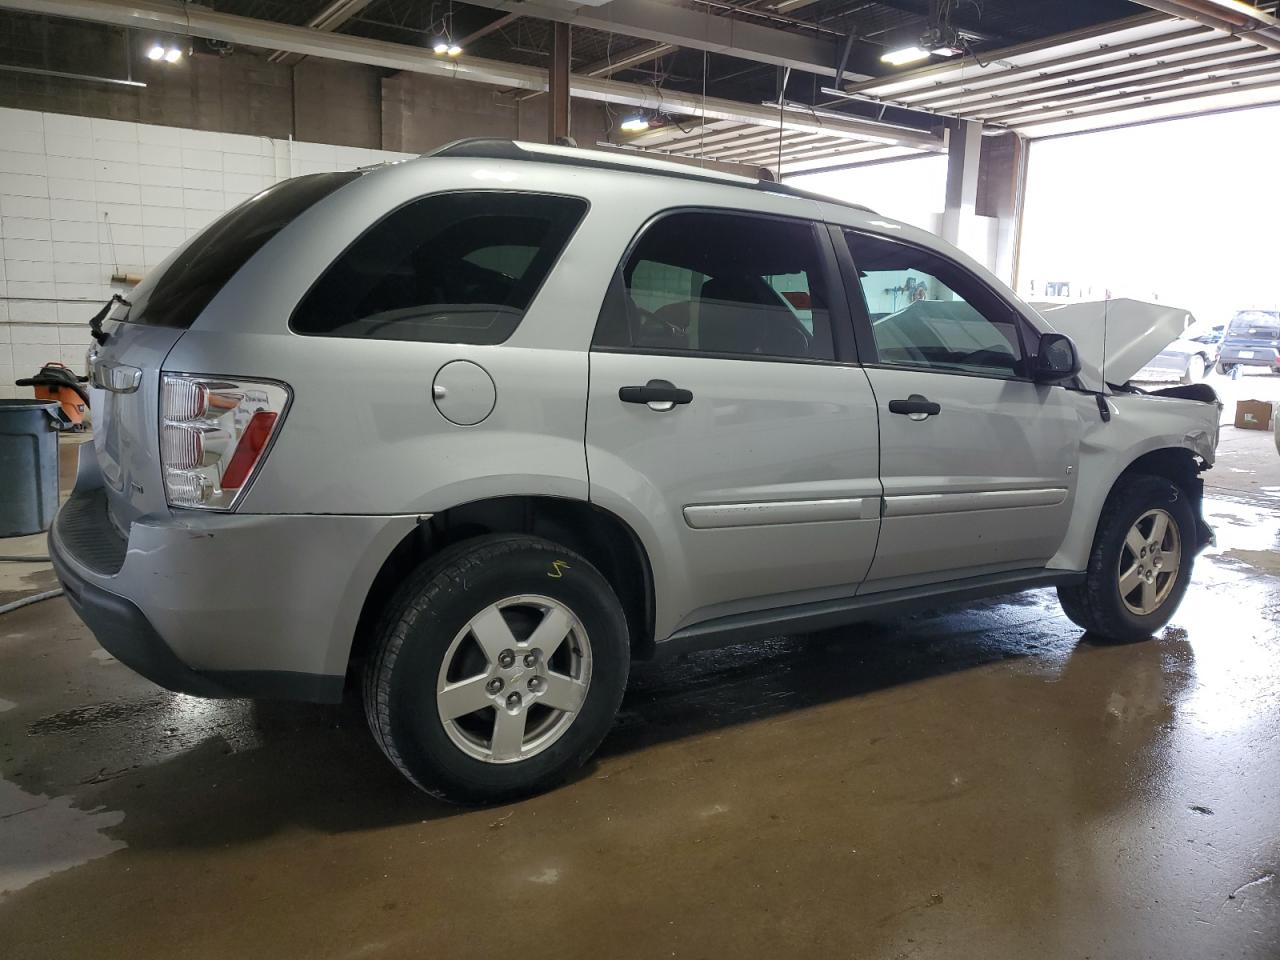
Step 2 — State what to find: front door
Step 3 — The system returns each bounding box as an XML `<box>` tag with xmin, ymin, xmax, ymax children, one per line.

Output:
<box><xmin>836</xmin><ymin>227</ymin><xmax>1081</xmax><ymax>593</ymax></box>
<box><xmin>586</xmin><ymin>209</ymin><xmax>882</xmax><ymax>638</ymax></box>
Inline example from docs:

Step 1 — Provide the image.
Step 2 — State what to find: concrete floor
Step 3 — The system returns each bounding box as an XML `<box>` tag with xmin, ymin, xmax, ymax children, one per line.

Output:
<box><xmin>2</xmin><ymin>390</ymin><xmax>1279</xmax><ymax>959</ymax></box>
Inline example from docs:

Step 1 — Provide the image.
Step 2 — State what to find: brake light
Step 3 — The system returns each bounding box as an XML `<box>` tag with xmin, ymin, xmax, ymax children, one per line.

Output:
<box><xmin>160</xmin><ymin>374</ymin><xmax>290</xmax><ymax>510</ymax></box>
<box><xmin>220</xmin><ymin>411</ymin><xmax>278</xmax><ymax>489</ymax></box>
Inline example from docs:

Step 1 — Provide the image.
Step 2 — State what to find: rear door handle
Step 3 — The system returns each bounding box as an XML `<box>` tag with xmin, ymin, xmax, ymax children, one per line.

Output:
<box><xmin>619</xmin><ymin>379</ymin><xmax>693</xmax><ymax>412</ymax></box>
<box><xmin>888</xmin><ymin>394</ymin><xmax>941</xmax><ymax>420</ymax></box>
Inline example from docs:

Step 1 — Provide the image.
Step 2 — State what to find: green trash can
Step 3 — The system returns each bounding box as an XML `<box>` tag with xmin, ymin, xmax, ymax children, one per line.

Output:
<box><xmin>0</xmin><ymin>399</ymin><xmax>62</xmax><ymax>537</ymax></box>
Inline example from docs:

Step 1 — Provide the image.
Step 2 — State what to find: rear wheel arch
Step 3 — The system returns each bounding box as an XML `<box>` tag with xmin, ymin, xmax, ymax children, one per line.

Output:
<box><xmin>349</xmin><ymin>496</ymin><xmax>656</xmax><ymax>675</ymax></box>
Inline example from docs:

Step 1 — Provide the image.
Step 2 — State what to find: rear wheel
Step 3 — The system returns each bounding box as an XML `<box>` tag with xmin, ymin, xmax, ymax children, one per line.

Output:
<box><xmin>1057</xmin><ymin>475</ymin><xmax>1196</xmax><ymax>643</ymax></box>
<box><xmin>364</xmin><ymin>534</ymin><xmax>630</xmax><ymax>804</ymax></box>
<box><xmin>1215</xmin><ymin>360</ymin><xmax>1236</xmax><ymax>375</ymax></box>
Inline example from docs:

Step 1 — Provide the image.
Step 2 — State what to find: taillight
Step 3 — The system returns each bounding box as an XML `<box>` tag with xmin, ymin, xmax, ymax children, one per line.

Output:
<box><xmin>160</xmin><ymin>374</ymin><xmax>290</xmax><ymax>510</ymax></box>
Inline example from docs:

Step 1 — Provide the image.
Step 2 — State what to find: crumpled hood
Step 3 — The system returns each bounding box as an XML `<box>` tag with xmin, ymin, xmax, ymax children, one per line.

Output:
<box><xmin>1031</xmin><ymin>298</ymin><xmax>1194</xmax><ymax>391</ymax></box>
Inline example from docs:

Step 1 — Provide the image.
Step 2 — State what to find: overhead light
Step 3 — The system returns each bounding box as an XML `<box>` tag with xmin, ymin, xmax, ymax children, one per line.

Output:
<box><xmin>163</xmin><ymin>46</ymin><xmax>182</xmax><ymax>63</ymax></box>
<box><xmin>432</xmin><ymin>39</ymin><xmax>450</xmax><ymax>54</ymax></box>
<box><xmin>447</xmin><ymin>44</ymin><xmax>462</xmax><ymax>56</ymax></box>
<box><xmin>620</xmin><ymin>116</ymin><xmax>650</xmax><ymax>132</ymax></box>
<box><xmin>146</xmin><ymin>43</ymin><xmax>165</xmax><ymax>61</ymax></box>
<box><xmin>881</xmin><ymin>45</ymin><xmax>931</xmax><ymax>66</ymax></box>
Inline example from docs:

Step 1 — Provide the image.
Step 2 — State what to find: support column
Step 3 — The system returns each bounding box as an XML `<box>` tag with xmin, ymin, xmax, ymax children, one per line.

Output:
<box><xmin>941</xmin><ymin>117</ymin><xmax>982</xmax><ymax>254</ymax></box>
<box><xmin>548</xmin><ymin>22</ymin><xmax>571</xmax><ymax>144</ymax></box>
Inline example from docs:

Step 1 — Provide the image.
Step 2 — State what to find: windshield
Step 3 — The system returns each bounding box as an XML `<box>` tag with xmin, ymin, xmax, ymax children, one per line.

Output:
<box><xmin>120</xmin><ymin>171</ymin><xmax>360</xmax><ymax>329</ymax></box>
<box><xmin>1228</xmin><ymin>310</ymin><xmax>1280</xmax><ymax>338</ymax></box>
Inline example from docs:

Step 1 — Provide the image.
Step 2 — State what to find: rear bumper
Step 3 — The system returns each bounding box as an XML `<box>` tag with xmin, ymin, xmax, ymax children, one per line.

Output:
<box><xmin>1220</xmin><ymin>346</ymin><xmax>1280</xmax><ymax>367</ymax></box>
<box><xmin>51</xmin><ymin>538</ymin><xmax>340</xmax><ymax>700</ymax></box>
<box><xmin>51</xmin><ymin>446</ymin><xmax>423</xmax><ymax>702</ymax></box>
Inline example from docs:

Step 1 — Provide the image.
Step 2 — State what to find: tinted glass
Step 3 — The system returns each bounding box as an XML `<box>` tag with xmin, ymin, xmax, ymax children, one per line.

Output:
<box><xmin>845</xmin><ymin>230</ymin><xmax>1024</xmax><ymax>378</ymax></box>
<box><xmin>123</xmin><ymin>172</ymin><xmax>359</xmax><ymax>329</ymax></box>
<box><xmin>292</xmin><ymin>192</ymin><xmax>587</xmax><ymax>344</ymax></box>
<box><xmin>596</xmin><ymin>211</ymin><xmax>834</xmax><ymax>361</ymax></box>
<box><xmin>1227</xmin><ymin>310</ymin><xmax>1280</xmax><ymax>339</ymax></box>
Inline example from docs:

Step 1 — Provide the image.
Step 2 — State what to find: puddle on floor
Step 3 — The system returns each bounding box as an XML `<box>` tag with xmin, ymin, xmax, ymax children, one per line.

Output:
<box><xmin>0</xmin><ymin>777</ymin><xmax>125</xmax><ymax>896</ymax></box>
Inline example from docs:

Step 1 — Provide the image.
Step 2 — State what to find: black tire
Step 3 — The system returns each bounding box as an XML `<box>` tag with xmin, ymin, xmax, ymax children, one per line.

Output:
<box><xmin>1215</xmin><ymin>360</ymin><xmax>1235</xmax><ymax>375</ymax></box>
<box><xmin>1057</xmin><ymin>474</ymin><xmax>1196</xmax><ymax>644</ymax></box>
<box><xmin>364</xmin><ymin>534</ymin><xmax>629</xmax><ymax>804</ymax></box>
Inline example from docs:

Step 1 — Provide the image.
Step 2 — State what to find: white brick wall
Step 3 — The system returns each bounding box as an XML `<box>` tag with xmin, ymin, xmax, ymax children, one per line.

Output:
<box><xmin>0</xmin><ymin>106</ymin><xmax>414</xmax><ymax>399</ymax></box>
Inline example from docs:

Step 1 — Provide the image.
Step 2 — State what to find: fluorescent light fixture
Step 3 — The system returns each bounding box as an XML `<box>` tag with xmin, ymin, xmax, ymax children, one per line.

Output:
<box><xmin>447</xmin><ymin>44</ymin><xmax>462</xmax><ymax>56</ymax></box>
<box><xmin>881</xmin><ymin>45</ymin><xmax>930</xmax><ymax>66</ymax></box>
<box><xmin>163</xmin><ymin>46</ymin><xmax>182</xmax><ymax>63</ymax></box>
<box><xmin>432</xmin><ymin>39</ymin><xmax>450</xmax><ymax>54</ymax></box>
<box><xmin>620</xmin><ymin>116</ymin><xmax>650</xmax><ymax>132</ymax></box>
<box><xmin>146</xmin><ymin>43</ymin><xmax>165</xmax><ymax>61</ymax></box>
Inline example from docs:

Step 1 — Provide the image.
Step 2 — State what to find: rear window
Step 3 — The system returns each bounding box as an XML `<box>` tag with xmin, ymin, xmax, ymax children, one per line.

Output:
<box><xmin>123</xmin><ymin>172</ymin><xmax>359</xmax><ymax>329</ymax></box>
<box><xmin>291</xmin><ymin>191</ymin><xmax>588</xmax><ymax>344</ymax></box>
<box><xmin>1228</xmin><ymin>311</ymin><xmax>1280</xmax><ymax>337</ymax></box>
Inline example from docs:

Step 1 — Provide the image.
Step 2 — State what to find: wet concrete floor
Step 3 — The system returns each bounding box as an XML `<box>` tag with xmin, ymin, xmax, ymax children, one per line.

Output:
<box><xmin>1</xmin><ymin>443</ymin><xmax>1278</xmax><ymax>959</ymax></box>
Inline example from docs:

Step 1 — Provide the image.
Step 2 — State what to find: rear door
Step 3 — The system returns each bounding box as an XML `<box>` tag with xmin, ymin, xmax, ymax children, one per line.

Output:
<box><xmin>834</xmin><ymin>227</ymin><xmax>1080</xmax><ymax>593</ymax></box>
<box><xmin>586</xmin><ymin>209</ymin><xmax>881</xmax><ymax>637</ymax></box>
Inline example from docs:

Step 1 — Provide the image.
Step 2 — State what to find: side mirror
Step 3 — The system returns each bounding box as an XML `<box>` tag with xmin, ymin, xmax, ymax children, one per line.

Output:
<box><xmin>1034</xmin><ymin>332</ymin><xmax>1081</xmax><ymax>384</ymax></box>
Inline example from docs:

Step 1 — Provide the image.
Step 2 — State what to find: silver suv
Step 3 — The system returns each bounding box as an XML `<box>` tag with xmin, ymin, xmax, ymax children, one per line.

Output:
<box><xmin>52</xmin><ymin>140</ymin><xmax>1220</xmax><ymax>803</ymax></box>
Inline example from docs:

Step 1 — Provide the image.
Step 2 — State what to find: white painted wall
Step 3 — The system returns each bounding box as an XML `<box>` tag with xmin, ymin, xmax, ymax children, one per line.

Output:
<box><xmin>0</xmin><ymin>106</ymin><xmax>414</xmax><ymax>400</ymax></box>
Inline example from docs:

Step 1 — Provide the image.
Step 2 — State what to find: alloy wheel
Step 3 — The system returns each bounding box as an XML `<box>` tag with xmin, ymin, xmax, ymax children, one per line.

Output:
<box><xmin>1117</xmin><ymin>508</ymin><xmax>1181</xmax><ymax>616</ymax></box>
<box><xmin>435</xmin><ymin>595</ymin><xmax>592</xmax><ymax>764</ymax></box>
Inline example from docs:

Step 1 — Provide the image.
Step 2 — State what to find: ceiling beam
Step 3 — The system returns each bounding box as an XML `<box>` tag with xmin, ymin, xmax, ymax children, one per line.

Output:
<box><xmin>856</xmin><ymin>0</ymin><xmax>1016</xmax><ymax>43</ymax></box>
<box><xmin>457</xmin><ymin>11</ymin><xmax>521</xmax><ymax>47</ymax></box>
<box><xmin>0</xmin><ymin>0</ymin><xmax>943</xmax><ymax>150</ymax></box>
<box><xmin>921</xmin><ymin>33</ymin><xmax>1239</xmax><ymax>110</ymax></box>
<box><xmin>957</xmin><ymin>46</ymin><xmax>1272</xmax><ymax>119</ymax></box>
<box><xmin>267</xmin><ymin>0</ymin><xmax>372</xmax><ymax>64</ymax></box>
<box><xmin>455</xmin><ymin>0</ymin><xmax>850</xmax><ymax>77</ymax></box>
<box><xmin>579</xmin><ymin>40</ymin><xmax>675</xmax><ymax>78</ymax></box>
<box><xmin>994</xmin><ymin>61</ymin><xmax>1280</xmax><ymax>126</ymax></box>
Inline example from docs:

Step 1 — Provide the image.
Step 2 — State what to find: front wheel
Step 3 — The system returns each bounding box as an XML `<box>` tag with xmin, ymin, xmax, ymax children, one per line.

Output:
<box><xmin>364</xmin><ymin>534</ymin><xmax>630</xmax><ymax>804</ymax></box>
<box><xmin>1057</xmin><ymin>475</ymin><xmax>1196</xmax><ymax>643</ymax></box>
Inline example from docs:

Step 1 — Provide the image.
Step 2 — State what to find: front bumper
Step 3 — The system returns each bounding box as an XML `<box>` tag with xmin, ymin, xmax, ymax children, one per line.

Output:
<box><xmin>51</xmin><ymin>447</ymin><xmax>422</xmax><ymax>702</ymax></box>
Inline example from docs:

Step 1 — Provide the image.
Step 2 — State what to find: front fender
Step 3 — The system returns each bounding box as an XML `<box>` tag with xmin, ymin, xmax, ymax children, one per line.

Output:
<box><xmin>1048</xmin><ymin>391</ymin><xmax>1218</xmax><ymax>571</ymax></box>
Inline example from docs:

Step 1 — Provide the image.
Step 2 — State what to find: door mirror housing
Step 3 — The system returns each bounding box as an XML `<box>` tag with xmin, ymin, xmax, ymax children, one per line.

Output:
<box><xmin>1034</xmin><ymin>332</ymin><xmax>1081</xmax><ymax>384</ymax></box>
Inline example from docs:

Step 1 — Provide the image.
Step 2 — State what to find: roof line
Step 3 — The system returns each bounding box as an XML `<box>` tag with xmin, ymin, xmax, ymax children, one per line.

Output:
<box><xmin>426</xmin><ymin>139</ymin><xmax>877</xmax><ymax>214</ymax></box>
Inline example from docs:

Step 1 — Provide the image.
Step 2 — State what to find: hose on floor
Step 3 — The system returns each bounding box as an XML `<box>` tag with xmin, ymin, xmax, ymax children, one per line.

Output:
<box><xmin>0</xmin><ymin>556</ymin><xmax>52</xmax><ymax>562</ymax></box>
<box><xmin>0</xmin><ymin>589</ymin><xmax>64</xmax><ymax>616</ymax></box>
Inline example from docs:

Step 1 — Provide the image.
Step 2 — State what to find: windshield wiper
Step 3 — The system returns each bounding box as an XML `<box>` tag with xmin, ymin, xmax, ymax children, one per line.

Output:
<box><xmin>88</xmin><ymin>293</ymin><xmax>131</xmax><ymax>345</ymax></box>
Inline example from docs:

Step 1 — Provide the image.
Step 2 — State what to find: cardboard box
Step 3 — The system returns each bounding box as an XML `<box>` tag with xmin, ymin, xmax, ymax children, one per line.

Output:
<box><xmin>1233</xmin><ymin>399</ymin><xmax>1275</xmax><ymax>431</ymax></box>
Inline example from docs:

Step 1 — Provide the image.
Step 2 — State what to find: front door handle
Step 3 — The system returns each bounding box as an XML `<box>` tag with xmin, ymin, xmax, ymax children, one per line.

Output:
<box><xmin>619</xmin><ymin>379</ymin><xmax>693</xmax><ymax>412</ymax></box>
<box><xmin>888</xmin><ymin>394</ymin><xmax>941</xmax><ymax>421</ymax></box>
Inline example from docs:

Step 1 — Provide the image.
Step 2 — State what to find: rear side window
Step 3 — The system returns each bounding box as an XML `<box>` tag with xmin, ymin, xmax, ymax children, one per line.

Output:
<box><xmin>291</xmin><ymin>192</ymin><xmax>588</xmax><ymax>344</ymax></box>
<box><xmin>594</xmin><ymin>210</ymin><xmax>835</xmax><ymax>362</ymax></box>
<box><xmin>124</xmin><ymin>172</ymin><xmax>359</xmax><ymax>329</ymax></box>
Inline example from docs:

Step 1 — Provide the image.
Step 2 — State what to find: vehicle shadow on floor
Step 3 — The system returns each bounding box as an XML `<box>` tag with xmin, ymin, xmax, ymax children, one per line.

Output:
<box><xmin>70</xmin><ymin>591</ymin><xmax>1100</xmax><ymax>844</ymax></box>
<box><xmin>70</xmin><ymin>588</ymin><xmax>1144</xmax><ymax>848</ymax></box>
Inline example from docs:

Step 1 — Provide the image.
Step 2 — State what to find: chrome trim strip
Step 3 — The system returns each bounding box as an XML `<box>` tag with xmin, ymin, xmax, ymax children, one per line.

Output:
<box><xmin>883</xmin><ymin>487</ymin><xmax>1068</xmax><ymax>518</ymax></box>
<box><xmin>683</xmin><ymin>497</ymin><xmax>873</xmax><ymax>529</ymax></box>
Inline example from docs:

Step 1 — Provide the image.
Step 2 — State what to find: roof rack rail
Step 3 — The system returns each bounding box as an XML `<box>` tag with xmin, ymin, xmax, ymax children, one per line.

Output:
<box><xmin>426</xmin><ymin>139</ymin><xmax>876</xmax><ymax>214</ymax></box>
